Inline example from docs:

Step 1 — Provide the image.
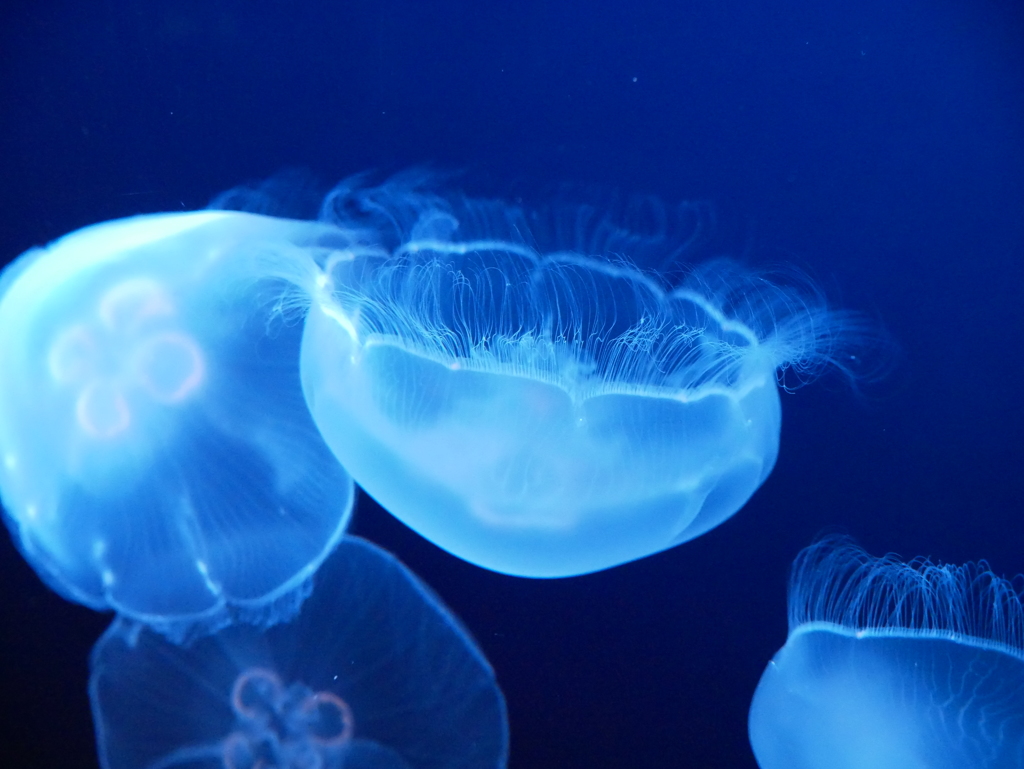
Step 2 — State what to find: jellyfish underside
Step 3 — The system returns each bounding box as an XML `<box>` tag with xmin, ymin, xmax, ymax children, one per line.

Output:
<box><xmin>297</xmin><ymin>183</ymin><xmax>837</xmax><ymax>577</ymax></box>
<box><xmin>748</xmin><ymin>540</ymin><xmax>1024</xmax><ymax>769</ymax></box>
<box><xmin>302</xmin><ymin>318</ymin><xmax>781</xmax><ymax>577</ymax></box>
<box><xmin>0</xmin><ymin>211</ymin><xmax>355</xmax><ymax>631</ymax></box>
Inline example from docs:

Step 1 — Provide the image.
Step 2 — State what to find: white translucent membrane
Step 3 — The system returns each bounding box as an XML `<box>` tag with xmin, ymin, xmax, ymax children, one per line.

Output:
<box><xmin>301</xmin><ymin>179</ymin><xmax>855</xmax><ymax>577</ymax></box>
<box><xmin>0</xmin><ymin>211</ymin><xmax>356</xmax><ymax>634</ymax></box>
<box><xmin>749</xmin><ymin>537</ymin><xmax>1024</xmax><ymax>769</ymax></box>
<box><xmin>90</xmin><ymin>536</ymin><xmax>509</xmax><ymax>769</ymax></box>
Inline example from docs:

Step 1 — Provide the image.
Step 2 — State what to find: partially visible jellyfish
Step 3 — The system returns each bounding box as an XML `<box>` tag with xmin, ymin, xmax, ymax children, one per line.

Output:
<box><xmin>748</xmin><ymin>537</ymin><xmax>1024</xmax><ymax>769</ymax></box>
<box><xmin>0</xmin><ymin>211</ymin><xmax>361</xmax><ymax>632</ymax></box>
<box><xmin>299</xmin><ymin>176</ymin><xmax>870</xmax><ymax>577</ymax></box>
<box><xmin>89</xmin><ymin>536</ymin><xmax>510</xmax><ymax>769</ymax></box>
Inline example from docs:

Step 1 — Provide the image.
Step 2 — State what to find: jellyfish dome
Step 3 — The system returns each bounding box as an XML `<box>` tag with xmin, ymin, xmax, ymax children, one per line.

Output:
<box><xmin>0</xmin><ymin>211</ymin><xmax>358</xmax><ymax>630</ymax></box>
<box><xmin>89</xmin><ymin>536</ymin><xmax>510</xmax><ymax>769</ymax></box>
<box><xmin>748</xmin><ymin>537</ymin><xmax>1024</xmax><ymax>769</ymax></box>
<box><xmin>300</xmin><ymin>177</ymin><xmax>862</xmax><ymax>577</ymax></box>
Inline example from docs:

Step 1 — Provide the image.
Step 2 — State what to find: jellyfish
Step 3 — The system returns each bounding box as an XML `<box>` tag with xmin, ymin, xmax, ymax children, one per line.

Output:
<box><xmin>299</xmin><ymin>176</ymin><xmax>869</xmax><ymax>577</ymax></box>
<box><xmin>0</xmin><ymin>210</ymin><xmax>362</xmax><ymax>632</ymax></box>
<box><xmin>747</xmin><ymin>537</ymin><xmax>1024</xmax><ymax>769</ymax></box>
<box><xmin>89</xmin><ymin>536</ymin><xmax>510</xmax><ymax>769</ymax></box>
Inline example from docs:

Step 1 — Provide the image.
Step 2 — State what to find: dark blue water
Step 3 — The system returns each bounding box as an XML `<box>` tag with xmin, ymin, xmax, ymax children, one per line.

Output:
<box><xmin>1</xmin><ymin>0</ymin><xmax>1022</xmax><ymax>767</ymax></box>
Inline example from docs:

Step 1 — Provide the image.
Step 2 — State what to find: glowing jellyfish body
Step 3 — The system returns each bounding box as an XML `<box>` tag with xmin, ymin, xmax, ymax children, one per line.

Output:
<box><xmin>0</xmin><ymin>211</ymin><xmax>356</xmax><ymax>630</ymax></box>
<box><xmin>301</xmin><ymin>181</ymin><xmax>853</xmax><ymax>577</ymax></box>
<box><xmin>89</xmin><ymin>536</ymin><xmax>510</xmax><ymax>769</ymax></box>
<box><xmin>748</xmin><ymin>538</ymin><xmax>1024</xmax><ymax>769</ymax></box>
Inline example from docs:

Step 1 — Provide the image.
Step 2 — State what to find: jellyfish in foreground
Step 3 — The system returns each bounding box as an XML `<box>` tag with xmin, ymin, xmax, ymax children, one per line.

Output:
<box><xmin>89</xmin><ymin>536</ymin><xmax>510</xmax><ymax>769</ymax></box>
<box><xmin>748</xmin><ymin>537</ymin><xmax>1024</xmax><ymax>769</ymax></box>
<box><xmin>299</xmin><ymin>176</ymin><xmax>869</xmax><ymax>577</ymax></box>
<box><xmin>0</xmin><ymin>211</ymin><xmax>359</xmax><ymax>631</ymax></box>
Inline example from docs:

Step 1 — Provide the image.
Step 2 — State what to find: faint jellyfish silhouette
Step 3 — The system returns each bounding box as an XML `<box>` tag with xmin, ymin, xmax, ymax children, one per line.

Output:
<box><xmin>748</xmin><ymin>536</ymin><xmax>1024</xmax><ymax>769</ymax></box>
<box><xmin>89</xmin><ymin>536</ymin><xmax>510</xmax><ymax>769</ymax></box>
<box><xmin>0</xmin><ymin>211</ymin><xmax>364</xmax><ymax>633</ymax></box>
<box><xmin>299</xmin><ymin>175</ymin><xmax>875</xmax><ymax>577</ymax></box>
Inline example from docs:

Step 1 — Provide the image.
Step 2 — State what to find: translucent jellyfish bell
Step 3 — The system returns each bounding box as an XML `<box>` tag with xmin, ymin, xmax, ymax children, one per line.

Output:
<box><xmin>748</xmin><ymin>537</ymin><xmax>1024</xmax><ymax>769</ymax></box>
<box><xmin>300</xmin><ymin>178</ymin><xmax>866</xmax><ymax>577</ymax></box>
<box><xmin>89</xmin><ymin>536</ymin><xmax>510</xmax><ymax>769</ymax></box>
<box><xmin>0</xmin><ymin>211</ymin><xmax>357</xmax><ymax>631</ymax></box>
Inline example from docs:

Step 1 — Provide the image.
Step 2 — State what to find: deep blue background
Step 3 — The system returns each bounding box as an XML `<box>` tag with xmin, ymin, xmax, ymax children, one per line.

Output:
<box><xmin>1</xmin><ymin>0</ymin><xmax>1022</xmax><ymax>767</ymax></box>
